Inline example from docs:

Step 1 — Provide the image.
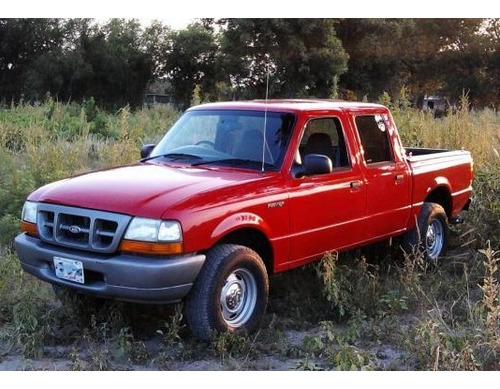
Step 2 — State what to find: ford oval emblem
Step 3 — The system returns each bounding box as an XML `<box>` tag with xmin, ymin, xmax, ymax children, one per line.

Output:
<box><xmin>69</xmin><ymin>225</ymin><xmax>82</xmax><ymax>234</ymax></box>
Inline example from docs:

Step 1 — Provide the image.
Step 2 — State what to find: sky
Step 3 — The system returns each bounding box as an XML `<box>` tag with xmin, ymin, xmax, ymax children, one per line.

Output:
<box><xmin>4</xmin><ymin>0</ymin><xmax>499</xmax><ymax>23</ymax></box>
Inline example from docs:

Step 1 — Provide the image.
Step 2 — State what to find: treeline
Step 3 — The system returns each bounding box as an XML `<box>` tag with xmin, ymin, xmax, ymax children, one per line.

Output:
<box><xmin>1</xmin><ymin>18</ymin><xmax>499</xmax><ymax>110</ymax></box>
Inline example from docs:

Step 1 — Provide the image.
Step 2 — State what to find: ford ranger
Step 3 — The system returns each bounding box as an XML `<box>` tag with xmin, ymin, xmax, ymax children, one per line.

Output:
<box><xmin>14</xmin><ymin>100</ymin><xmax>473</xmax><ymax>341</ymax></box>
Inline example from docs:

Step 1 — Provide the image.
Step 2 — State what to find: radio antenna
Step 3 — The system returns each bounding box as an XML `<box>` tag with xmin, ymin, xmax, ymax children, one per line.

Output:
<box><xmin>261</xmin><ymin>59</ymin><xmax>270</xmax><ymax>173</ymax></box>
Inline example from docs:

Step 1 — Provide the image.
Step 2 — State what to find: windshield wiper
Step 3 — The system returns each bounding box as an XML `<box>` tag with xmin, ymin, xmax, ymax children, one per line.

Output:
<box><xmin>192</xmin><ymin>158</ymin><xmax>275</xmax><ymax>169</ymax></box>
<box><xmin>141</xmin><ymin>153</ymin><xmax>203</xmax><ymax>163</ymax></box>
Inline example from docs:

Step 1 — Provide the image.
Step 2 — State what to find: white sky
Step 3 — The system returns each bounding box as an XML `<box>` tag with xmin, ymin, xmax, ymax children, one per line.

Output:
<box><xmin>4</xmin><ymin>0</ymin><xmax>500</xmax><ymax>21</ymax></box>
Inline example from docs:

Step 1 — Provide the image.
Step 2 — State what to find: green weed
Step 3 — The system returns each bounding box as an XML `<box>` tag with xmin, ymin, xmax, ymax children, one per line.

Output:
<box><xmin>0</xmin><ymin>99</ymin><xmax>499</xmax><ymax>370</ymax></box>
<box><xmin>405</xmin><ymin>242</ymin><xmax>500</xmax><ymax>370</ymax></box>
<box><xmin>11</xmin><ymin>290</ymin><xmax>54</xmax><ymax>358</ymax></box>
<box><xmin>210</xmin><ymin>331</ymin><xmax>256</xmax><ymax>365</ymax></box>
<box><xmin>315</xmin><ymin>252</ymin><xmax>381</xmax><ymax>320</ymax></box>
<box><xmin>328</xmin><ymin>345</ymin><xmax>376</xmax><ymax>371</ymax></box>
<box><xmin>156</xmin><ymin>304</ymin><xmax>185</xmax><ymax>347</ymax></box>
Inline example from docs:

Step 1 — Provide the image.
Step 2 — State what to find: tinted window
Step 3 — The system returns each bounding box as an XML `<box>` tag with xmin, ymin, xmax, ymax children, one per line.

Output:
<box><xmin>299</xmin><ymin>117</ymin><xmax>350</xmax><ymax>168</ymax></box>
<box><xmin>355</xmin><ymin>115</ymin><xmax>393</xmax><ymax>164</ymax></box>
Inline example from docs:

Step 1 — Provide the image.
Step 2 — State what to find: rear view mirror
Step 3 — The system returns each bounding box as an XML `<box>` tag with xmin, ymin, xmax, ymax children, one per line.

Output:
<box><xmin>140</xmin><ymin>144</ymin><xmax>156</xmax><ymax>159</ymax></box>
<box><xmin>304</xmin><ymin>154</ymin><xmax>333</xmax><ymax>175</ymax></box>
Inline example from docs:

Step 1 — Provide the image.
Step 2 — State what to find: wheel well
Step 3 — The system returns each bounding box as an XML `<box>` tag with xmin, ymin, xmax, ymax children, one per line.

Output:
<box><xmin>216</xmin><ymin>228</ymin><xmax>274</xmax><ymax>274</ymax></box>
<box><xmin>425</xmin><ymin>187</ymin><xmax>452</xmax><ymax>217</ymax></box>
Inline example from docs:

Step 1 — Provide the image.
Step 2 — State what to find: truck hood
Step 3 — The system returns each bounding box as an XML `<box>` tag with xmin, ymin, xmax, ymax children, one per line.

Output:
<box><xmin>29</xmin><ymin>162</ymin><xmax>273</xmax><ymax>219</ymax></box>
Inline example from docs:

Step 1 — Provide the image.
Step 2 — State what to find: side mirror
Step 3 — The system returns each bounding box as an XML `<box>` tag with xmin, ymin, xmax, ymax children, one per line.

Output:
<box><xmin>303</xmin><ymin>154</ymin><xmax>333</xmax><ymax>175</ymax></box>
<box><xmin>140</xmin><ymin>144</ymin><xmax>156</xmax><ymax>159</ymax></box>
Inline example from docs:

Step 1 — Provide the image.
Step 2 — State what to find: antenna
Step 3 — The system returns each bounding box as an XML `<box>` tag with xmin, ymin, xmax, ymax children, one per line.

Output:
<box><xmin>261</xmin><ymin>59</ymin><xmax>270</xmax><ymax>173</ymax></box>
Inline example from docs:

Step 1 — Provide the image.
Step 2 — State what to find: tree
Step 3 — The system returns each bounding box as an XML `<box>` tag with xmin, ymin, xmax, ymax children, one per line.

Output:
<box><xmin>79</xmin><ymin>19</ymin><xmax>155</xmax><ymax>109</ymax></box>
<box><xmin>216</xmin><ymin>19</ymin><xmax>348</xmax><ymax>100</ymax></box>
<box><xmin>162</xmin><ymin>23</ymin><xmax>218</xmax><ymax>110</ymax></box>
<box><xmin>5</xmin><ymin>17</ymin><xmax>500</xmax><ymax>110</ymax></box>
<box><xmin>0</xmin><ymin>18</ymin><xmax>64</xmax><ymax>103</ymax></box>
<box><xmin>484</xmin><ymin>19</ymin><xmax>500</xmax><ymax>107</ymax></box>
<box><xmin>12</xmin><ymin>18</ymin><xmax>163</xmax><ymax>110</ymax></box>
<box><xmin>336</xmin><ymin>19</ymin><xmax>485</xmax><ymax>104</ymax></box>
<box><xmin>435</xmin><ymin>26</ymin><xmax>491</xmax><ymax>108</ymax></box>
<box><xmin>141</xmin><ymin>20</ymin><xmax>173</xmax><ymax>79</ymax></box>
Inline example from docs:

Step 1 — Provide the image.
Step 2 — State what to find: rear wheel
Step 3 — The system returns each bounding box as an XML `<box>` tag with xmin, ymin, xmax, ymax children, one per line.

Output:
<box><xmin>402</xmin><ymin>202</ymin><xmax>449</xmax><ymax>264</ymax></box>
<box><xmin>185</xmin><ymin>244</ymin><xmax>269</xmax><ymax>342</ymax></box>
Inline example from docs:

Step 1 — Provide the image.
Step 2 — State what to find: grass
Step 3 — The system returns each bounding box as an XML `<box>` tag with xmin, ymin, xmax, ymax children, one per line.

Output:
<box><xmin>390</xmin><ymin>92</ymin><xmax>500</xmax><ymax>246</ymax></box>
<box><xmin>0</xmin><ymin>95</ymin><xmax>499</xmax><ymax>370</ymax></box>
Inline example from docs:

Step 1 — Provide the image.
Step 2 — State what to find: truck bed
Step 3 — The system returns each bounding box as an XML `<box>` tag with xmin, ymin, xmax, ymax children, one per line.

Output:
<box><xmin>405</xmin><ymin>147</ymin><xmax>473</xmax><ymax>218</ymax></box>
<box><xmin>405</xmin><ymin>147</ymin><xmax>469</xmax><ymax>160</ymax></box>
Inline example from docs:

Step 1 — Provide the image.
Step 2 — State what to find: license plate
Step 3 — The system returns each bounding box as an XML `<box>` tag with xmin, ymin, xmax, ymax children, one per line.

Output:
<box><xmin>53</xmin><ymin>257</ymin><xmax>84</xmax><ymax>284</ymax></box>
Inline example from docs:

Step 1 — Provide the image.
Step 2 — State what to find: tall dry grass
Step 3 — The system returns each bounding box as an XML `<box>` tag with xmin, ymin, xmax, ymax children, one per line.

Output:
<box><xmin>390</xmin><ymin>94</ymin><xmax>500</xmax><ymax>246</ymax></box>
<box><xmin>0</xmin><ymin>96</ymin><xmax>498</xmax><ymax>369</ymax></box>
<box><xmin>0</xmin><ymin>100</ymin><xmax>180</xmax><ymax>245</ymax></box>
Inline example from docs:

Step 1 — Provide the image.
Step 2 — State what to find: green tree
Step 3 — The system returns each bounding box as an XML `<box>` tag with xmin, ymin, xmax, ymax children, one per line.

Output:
<box><xmin>141</xmin><ymin>20</ymin><xmax>173</xmax><ymax>79</ymax></box>
<box><xmin>22</xmin><ymin>18</ymin><xmax>162</xmax><ymax>110</ymax></box>
<box><xmin>162</xmin><ymin>23</ymin><xmax>218</xmax><ymax>110</ymax></box>
<box><xmin>485</xmin><ymin>19</ymin><xmax>500</xmax><ymax>107</ymax></box>
<box><xmin>80</xmin><ymin>19</ymin><xmax>155</xmax><ymax>109</ymax></box>
<box><xmin>0</xmin><ymin>18</ymin><xmax>64</xmax><ymax>103</ymax></box>
<box><xmin>216</xmin><ymin>18</ymin><xmax>348</xmax><ymax>100</ymax></box>
<box><xmin>436</xmin><ymin>27</ymin><xmax>490</xmax><ymax>108</ymax></box>
<box><xmin>25</xmin><ymin>20</ymin><xmax>94</xmax><ymax>103</ymax></box>
<box><xmin>336</xmin><ymin>18</ymin><xmax>485</xmax><ymax>104</ymax></box>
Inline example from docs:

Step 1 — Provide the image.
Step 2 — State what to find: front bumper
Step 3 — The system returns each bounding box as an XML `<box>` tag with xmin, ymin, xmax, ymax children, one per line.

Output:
<box><xmin>14</xmin><ymin>233</ymin><xmax>206</xmax><ymax>304</ymax></box>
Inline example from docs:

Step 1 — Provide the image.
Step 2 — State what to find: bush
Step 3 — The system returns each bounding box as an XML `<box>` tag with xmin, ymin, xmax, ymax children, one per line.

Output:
<box><xmin>0</xmin><ymin>98</ymin><xmax>498</xmax><ymax>370</ymax></box>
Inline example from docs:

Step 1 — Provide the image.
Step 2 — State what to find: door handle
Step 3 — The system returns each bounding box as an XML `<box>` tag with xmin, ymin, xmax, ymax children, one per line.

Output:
<box><xmin>350</xmin><ymin>180</ymin><xmax>363</xmax><ymax>190</ymax></box>
<box><xmin>395</xmin><ymin>174</ymin><xmax>405</xmax><ymax>182</ymax></box>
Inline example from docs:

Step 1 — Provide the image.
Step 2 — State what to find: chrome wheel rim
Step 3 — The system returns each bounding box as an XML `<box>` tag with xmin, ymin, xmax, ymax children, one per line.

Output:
<box><xmin>426</xmin><ymin>219</ymin><xmax>444</xmax><ymax>259</ymax></box>
<box><xmin>220</xmin><ymin>268</ymin><xmax>257</xmax><ymax>328</ymax></box>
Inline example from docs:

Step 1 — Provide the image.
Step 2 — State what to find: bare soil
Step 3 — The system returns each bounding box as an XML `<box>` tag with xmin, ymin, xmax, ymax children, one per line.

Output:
<box><xmin>0</xmin><ymin>263</ymin><xmax>414</xmax><ymax>372</ymax></box>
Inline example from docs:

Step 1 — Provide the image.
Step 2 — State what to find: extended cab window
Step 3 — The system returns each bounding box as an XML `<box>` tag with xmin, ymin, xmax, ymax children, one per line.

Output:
<box><xmin>299</xmin><ymin>117</ymin><xmax>350</xmax><ymax>168</ymax></box>
<box><xmin>355</xmin><ymin>115</ymin><xmax>393</xmax><ymax>164</ymax></box>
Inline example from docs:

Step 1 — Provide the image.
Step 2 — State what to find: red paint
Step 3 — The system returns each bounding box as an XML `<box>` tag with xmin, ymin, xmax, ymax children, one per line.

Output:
<box><xmin>27</xmin><ymin>100</ymin><xmax>474</xmax><ymax>273</ymax></box>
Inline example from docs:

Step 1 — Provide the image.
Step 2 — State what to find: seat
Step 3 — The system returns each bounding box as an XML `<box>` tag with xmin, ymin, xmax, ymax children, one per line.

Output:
<box><xmin>303</xmin><ymin>132</ymin><xmax>337</xmax><ymax>164</ymax></box>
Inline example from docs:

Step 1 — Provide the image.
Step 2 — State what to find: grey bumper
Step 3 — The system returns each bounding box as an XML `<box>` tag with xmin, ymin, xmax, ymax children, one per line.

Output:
<box><xmin>14</xmin><ymin>233</ymin><xmax>206</xmax><ymax>304</ymax></box>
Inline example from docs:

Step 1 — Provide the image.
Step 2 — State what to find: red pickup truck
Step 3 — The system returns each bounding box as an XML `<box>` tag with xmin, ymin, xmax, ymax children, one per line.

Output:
<box><xmin>14</xmin><ymin>100</ymin><xmax>473</xmax><ymax>341</ymax></box>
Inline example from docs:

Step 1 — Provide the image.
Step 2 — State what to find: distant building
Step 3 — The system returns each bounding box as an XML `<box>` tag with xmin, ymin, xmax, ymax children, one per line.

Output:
<box><xmin>422</xmin><ymin>95</ymin><xmax>448</xmax><ymax>117</ymax></box>
<box><xmin>144</xmin><ymin>93</ymin><xmax>173</xmax><ymax>108</ymax></box>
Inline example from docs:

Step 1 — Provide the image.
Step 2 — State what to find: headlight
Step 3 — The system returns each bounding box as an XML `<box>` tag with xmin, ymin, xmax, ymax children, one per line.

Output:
<box><xmin>22</xmin><ymin>201</ymin><xmax>38</xmax><ymax>224</ymax></box>
<box><xmin>124</xmin><ymin>218</ymin><xmax>182</xmax><ymax>242</ymax></box>
<box><xmin>21</xmin><ymin>201</ymin><xmax>39</xmax><ymax>236</ymax></box>
<box><xmin>121</xmin><ymin>218</ymin><xmax>183</xmax><ymax>256</ymax></box>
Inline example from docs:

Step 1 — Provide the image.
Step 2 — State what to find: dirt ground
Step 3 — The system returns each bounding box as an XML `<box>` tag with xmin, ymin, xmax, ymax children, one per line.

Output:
<box><xmin>0</xmin><ymin>327</ymin><xmax>410</xmax><ymax>371</ymax></box>
<box><xmin>0</xmin><ymin>265</ymin><xmax>414</xmax><ymax>372</ymax></box>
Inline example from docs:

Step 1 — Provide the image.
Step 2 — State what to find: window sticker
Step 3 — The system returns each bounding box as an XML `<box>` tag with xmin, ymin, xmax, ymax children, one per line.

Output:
<box><xmin>374</xmin><ymin>115</ymin><xmax>386</xmax><ymax>132</ymax></box>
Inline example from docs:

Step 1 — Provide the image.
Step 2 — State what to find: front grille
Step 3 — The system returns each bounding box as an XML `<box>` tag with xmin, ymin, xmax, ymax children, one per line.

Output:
<box><xmin>37</xmin><ymin>204</ymin><xmax>132</xmax><ymax>253</ymax></box>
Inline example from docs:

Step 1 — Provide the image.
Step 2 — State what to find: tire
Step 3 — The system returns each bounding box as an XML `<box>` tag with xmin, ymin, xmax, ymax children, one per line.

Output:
<box><xmin>185</xmin><ymin>244</ymin><xmax>269</xmax><ymax>342</ymax></box>
<box><xmin>402</xmin><ymin>202</ymin><xmax>449</xmax><ymax>264</ymax></box>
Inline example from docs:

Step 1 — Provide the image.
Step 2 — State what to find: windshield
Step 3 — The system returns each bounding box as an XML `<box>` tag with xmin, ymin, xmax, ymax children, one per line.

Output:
<box><xmin>147</xmin><ymin>109</ymin><xmax>296</xmax><ymax>171</ymax></box>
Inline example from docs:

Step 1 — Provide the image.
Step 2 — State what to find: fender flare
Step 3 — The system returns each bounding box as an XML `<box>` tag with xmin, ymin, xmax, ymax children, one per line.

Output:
<box><xmin>430</xmin><ymin>176</ymin><xmax>452</xmax><ymax>194</ymax></box>
<box><xmin>423</xmin><ymin>177</ymin><xmax>453</xmax><ymax>216</ymax></box>
<box><xmin>210</xmin><ymin>212</ymin><xmax>272</xmax><ymax>243</ymax></box>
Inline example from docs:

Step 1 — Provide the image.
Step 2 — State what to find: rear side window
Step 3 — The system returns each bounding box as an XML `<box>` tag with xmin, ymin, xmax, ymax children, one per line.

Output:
<box><xmin>355</xmin><ymin>115</ymin><xmax>393</xmax><ymax>164</ymax></box>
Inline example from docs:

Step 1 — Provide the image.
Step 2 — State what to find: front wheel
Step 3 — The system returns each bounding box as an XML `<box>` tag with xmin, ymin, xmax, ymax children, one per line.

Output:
<box><xmin>402</xmin><ymin>202</ymin><xmax>449</xmax><ymax>264</ymax></box>
<box><xmin>185</xmin><ymin>244</ymin><xmax>269</xmax><ymax>342</ymax></box>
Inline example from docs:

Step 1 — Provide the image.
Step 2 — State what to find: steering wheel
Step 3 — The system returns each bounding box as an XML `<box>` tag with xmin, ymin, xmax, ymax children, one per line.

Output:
<box><xmin>195</xmin><ymin>140</ymin><xmax>215</xmax><ymax>149</ymax></box>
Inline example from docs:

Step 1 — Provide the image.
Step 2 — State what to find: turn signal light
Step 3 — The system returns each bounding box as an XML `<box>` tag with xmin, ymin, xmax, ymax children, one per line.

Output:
<box><xmin>119</xmin><ymin>240</ymin><xmax>183</xmax><ymax>256</ymax></box>
<box><xmin>21</xmin><ymin>221</ymin><xmax>38</xmax><ymax>237</ymax></box>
